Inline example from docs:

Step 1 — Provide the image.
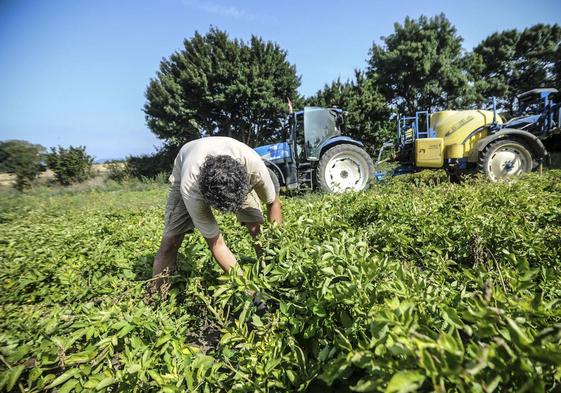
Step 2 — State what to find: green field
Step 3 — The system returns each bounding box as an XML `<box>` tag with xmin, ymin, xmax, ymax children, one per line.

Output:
<box><xmin>1</xmin><ymin>172</ymin><xmax>561</xmax><ymax>392</ymax></box>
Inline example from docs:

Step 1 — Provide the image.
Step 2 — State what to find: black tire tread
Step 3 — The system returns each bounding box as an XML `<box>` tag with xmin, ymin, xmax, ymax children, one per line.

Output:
<box><xmin>267</xmin><ymin>168</ymin><xmax>280</xmax><ymax>195</ymax></box>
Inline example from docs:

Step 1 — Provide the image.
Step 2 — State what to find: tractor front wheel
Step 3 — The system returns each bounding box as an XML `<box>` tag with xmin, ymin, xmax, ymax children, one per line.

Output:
<box><xmin>317</xmin><ymin>144</ymin><xmax>374</xmax><ymax>193</ymax></box>
<box><xmin>479</xmin><ymin>138</ymin><xmax>534</xmax><ymax>182</ymax></box>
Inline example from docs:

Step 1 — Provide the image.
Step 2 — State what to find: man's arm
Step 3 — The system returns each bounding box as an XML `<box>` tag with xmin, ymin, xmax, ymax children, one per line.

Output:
<box><xmin>266</xmin><ymin>195</ymin><xmax>282</xmax><ymax>225</ymax></box>
<box><xmin>205</xmin><ymin>233</ymin><xmax>241</xmax><ymax>274</ymax></box>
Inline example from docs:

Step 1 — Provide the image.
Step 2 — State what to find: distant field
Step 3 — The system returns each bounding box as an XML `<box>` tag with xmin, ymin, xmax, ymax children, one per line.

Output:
<box><xmin>1</xmin><ymin>171</ymin><xmax>560</xmax><ymax>391</ymax></box>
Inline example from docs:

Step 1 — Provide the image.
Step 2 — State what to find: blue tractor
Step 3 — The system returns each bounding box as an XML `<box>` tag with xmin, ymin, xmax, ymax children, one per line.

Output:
<box><xmin>254</xmin><ymin>107</ymin><xmax>374</xmax><ymax>193</ymax></box>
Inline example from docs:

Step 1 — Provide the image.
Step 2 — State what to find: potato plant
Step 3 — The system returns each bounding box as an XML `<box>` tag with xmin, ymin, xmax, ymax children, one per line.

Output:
<box><xmin>1</xmin><ymin>171</ymin><xmax>561</xmax><ymax>392</ymax></box>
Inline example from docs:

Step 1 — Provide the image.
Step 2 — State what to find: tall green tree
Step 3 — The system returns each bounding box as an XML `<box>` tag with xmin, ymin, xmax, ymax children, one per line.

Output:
<box><xmin>144</xmin><ymin>28</ymin><xmax>300</xmax><ymax>147</ymax></box>
<box><xmin>552</xmin><ymin>38</ymin><xmax>561</xmax><ymax>90</ymax></box>
<box><xmin>367</xmin><ymin>14</ymin><xmax>475</xmax><ymax>115</ymax></box>
<box><xmin>0</xmin><ymin>140</ymin><xmax>46</xmax><ymax>191</ymax></box>
<box><xmin>470</xmin><ymin>24</ymin><xmax>561</xmax><ymax>112</ymax></box>
<box><xmin>307</xmin><ymin>71</ymin><xmax>392</xmax><ymax>152</ymax></box>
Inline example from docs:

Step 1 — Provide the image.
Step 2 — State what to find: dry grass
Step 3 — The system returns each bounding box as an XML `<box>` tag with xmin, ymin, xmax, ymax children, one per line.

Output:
<box><xmin>0</xmin><ymin>164</ymin><xmax>111</xmax><ymax>187</ymax></box>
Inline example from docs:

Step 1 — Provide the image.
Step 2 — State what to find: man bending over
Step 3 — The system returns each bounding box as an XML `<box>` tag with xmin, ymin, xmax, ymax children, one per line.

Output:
<box><xmin>152</xmin><ymin>136</ymin><xmax>282</xmax><ymax>291</ymax></box>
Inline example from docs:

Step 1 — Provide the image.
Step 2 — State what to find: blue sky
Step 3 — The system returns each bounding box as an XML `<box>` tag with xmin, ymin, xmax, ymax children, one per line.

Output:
<box><xmin>1</xmin><ymin>0</ymin><xmax>560</xmax><ymax>160</ymax></box>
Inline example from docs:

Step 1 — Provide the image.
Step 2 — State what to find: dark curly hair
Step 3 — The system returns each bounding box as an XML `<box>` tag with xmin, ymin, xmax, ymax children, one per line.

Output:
<box><xmin>198</xmin><ymin>155</ymin><xmax>249</xmax><ymax>212</ymax></box>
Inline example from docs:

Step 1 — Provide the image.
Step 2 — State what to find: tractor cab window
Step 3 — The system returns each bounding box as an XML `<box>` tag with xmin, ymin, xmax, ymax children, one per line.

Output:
<box><xmin>295</xmin><ymin>114</ymin><xmax>305</xmax><ymax>160</ymax></box>
<box><xmin>303</xmin><ymin>107</ymin><xmax>339</xmax><ymax>158</ymax></box>
<box><xmin>517</xmin><ymin>97</ymin><xmax>545</xmax><ymax>116</ymax></box>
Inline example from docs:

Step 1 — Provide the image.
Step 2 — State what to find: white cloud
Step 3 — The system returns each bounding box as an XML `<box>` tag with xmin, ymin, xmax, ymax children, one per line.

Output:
<box><xmin>182</xmin><ymin>0</ymin><xmax>276</xmax><ymax>22</ymax></box>
<box><xmin>200</xmin><ymin>3</ymin><xmax>248</xmax><ymax>18</ymax></box>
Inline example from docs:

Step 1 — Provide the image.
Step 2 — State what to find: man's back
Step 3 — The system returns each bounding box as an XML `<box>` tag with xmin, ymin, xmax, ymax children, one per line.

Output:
<box><xmin>170</xmin><ymin>137</ymin><xmax>268</xmax><ymax>197</ymax></box>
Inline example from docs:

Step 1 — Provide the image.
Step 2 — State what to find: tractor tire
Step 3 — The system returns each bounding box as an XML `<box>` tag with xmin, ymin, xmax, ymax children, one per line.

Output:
<box><xmin>268</xmin><ymin>168</ymin><xmax>280</xmax><ymax>195</ymax></box>
<box><xmin>317</xmin><ymin>144</ymin><xmax>374</xmax><ymax>193</ymax></box>
<box><xmin>479</xmin><ymin>138</ymin><xmax>534</xmax><ymax>182</ymax></box>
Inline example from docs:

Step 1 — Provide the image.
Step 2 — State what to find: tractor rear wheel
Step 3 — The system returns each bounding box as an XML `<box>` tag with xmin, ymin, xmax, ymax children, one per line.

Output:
<box><xmin>317</xmin><ymin>144</ymin><xmax>374</xmax><ymax>193</ymax></box>
<box><xmin>479</xmin><ymin>138</ymin><xmax>534</xmax><ymax>182</ymax></box>
<box><xmin>268</xmin><ymin>168</ymin><xmax>280</xmax><ymax>195</ymax></box>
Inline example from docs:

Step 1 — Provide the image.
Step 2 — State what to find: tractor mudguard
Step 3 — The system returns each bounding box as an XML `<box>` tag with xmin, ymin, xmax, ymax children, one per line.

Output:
<box><xmin>263</xmin><ymin>160</ymin><xmax>286</xmax><ymax>185</ymax></box>
<box><xmin>315</xmin><ymin>136</ymin><xmax>364</xmax><ymax>161</ymax></box>
<box><xmin>468</xmin><ymin>129</ymin><xmax>548</xmax><ymax>162</ymax></box>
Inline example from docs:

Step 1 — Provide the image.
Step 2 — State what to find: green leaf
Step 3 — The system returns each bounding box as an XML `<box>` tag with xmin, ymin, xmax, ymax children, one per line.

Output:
<box><xmin>65</xmin><ymin>350</ymin><xmax>95</xmax><ymax>365</ymax></box>
<box><xmin>251</xmin><ymin>314</ymin><xmax>264</xmax><ymax>327</ymax></box>
<box><xmin>529</xmin><ymin>348</ymin><xmax>561</xmax><ymax>364</ymax></box>
<box><xmin>286</xmin><ymin>369</ymin><xmax>297</xmax><ymax>384</ymax></box>
<box><xmin>6</xmin><ymin>344</ymin><xmax>32</xmax><ymax>363</ymax></box>
<box><xmin>147</xmin><ymin>370</ymin><xmax>164</xmax><ymax>385</ymax></box>
<box><xmin>84</xmin><ymin>376</ymin><xmax>102</xmax><ymax>389</ymax></box>
<box><xmin>155</xmin><ymin>334</ymin><xmax>171</xmax><ymax>347</ymax></box>
<box><xmin>321</xmin><ymin>266</ymin><xmax>336</xmax><ymax>276</ymax></box>
<box><xmin>351</xmin><ymin>378</ymin><xmax>378</xmax><ymax>392</ymax></box>
<box><xmin>441</xmin><ymin>306</ymin><xmax>463</xmax><ymax>328</ymax></box>
<box><xmin>238</xmin><ymin>302</ymin><xmax>250</xmax><ymax>325</ymax></box>
<box><xmin>6</xmin><ymin>364</ymin><xmax>26</xmax><ymax>391</ymax></box>
<box><xmin>96</xmin><ymin>377</ymin><xmax>117</xmax><ymax>390</ymax></box>
<box><xmin>117</xmin><ymin>323</ymin><xmax>135</xmax><ymax>338</ymax></box>
<box><xmin>506</xmin><ymin>318</ymin><xmax>532</xmax><ymax>348</ymax></box>
<box><xmin>58</xmin><ymin>378</ymin><xmax>80</xmax><ymax>393</ymax></box>
<box><xmin>46</xmin><ymin>368</ymin><xmax>81</xmax><ymax>389</ymax></box>
<box><xmin>340</xmin><ymin>311</ymin><xmax>353</xmax><ymax>329</ymax></box>
<box><xmin>126</xmin><ymin>364</ymin><xmax>142</xmax><ymax>374</ymax></box>
<box><xmin>385</xmin><ymin>370</ymin><xmax>425</xmax><ymax>393</ymax></box>
<box><xmin>420</xmin><ymin>350</ymin><xmax>437</xmax><ymax>374</ymax></box>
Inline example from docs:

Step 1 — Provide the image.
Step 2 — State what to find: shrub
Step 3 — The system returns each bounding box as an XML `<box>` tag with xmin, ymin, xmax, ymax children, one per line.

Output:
<box><xmin>125</xmin><ymin>144</ymin><xmax>178</xmax><ymax>180</ymax></box>
<box><xmin>0</xmin><ymin>140</ymin><xmax>46</xmax><ymax>191</ymax></box>
<box><xmin>105</xmin><ymin>160</ymin><xmax>129</xmax><ymax>183</ymax></box>
<box><xmin>46</xmin><ymin>145</ymin><xmax>94</xmax><ymax>185</ymax></box>
<box><xmin>386</xmin><ymin>169</ymin><xmax>449</xmax><ymax>187</ymax></box>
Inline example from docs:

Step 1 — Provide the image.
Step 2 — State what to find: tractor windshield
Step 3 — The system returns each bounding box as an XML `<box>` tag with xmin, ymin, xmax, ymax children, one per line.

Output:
<box><xmin>304</xmin><ymin>107</ymin><xmax>340</xmax><ymax>159</ymax></box>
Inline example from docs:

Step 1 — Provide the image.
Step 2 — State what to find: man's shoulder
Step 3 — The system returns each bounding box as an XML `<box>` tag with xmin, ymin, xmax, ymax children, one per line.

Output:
<box><xmin>181</xmin><ymin>136</ymin><xmax>252</xmax><ymax>152</ymax></box>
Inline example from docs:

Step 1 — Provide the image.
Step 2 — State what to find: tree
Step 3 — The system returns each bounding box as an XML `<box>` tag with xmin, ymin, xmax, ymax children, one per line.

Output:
<box><xmin>367</xmin><ymin>14</ymin><xmax>475</xmax><ymax>115</ymax></box>
<box><xmin>553</xmin><ymin>38</ymin><xmax>561</xmax><ymax>90</ymax></box>
<box><xmin>46</xmin><ymin>146</ymin><xmax>94</xmax><ymax>185</ymax></box>
<box><xmin>0</xmin><ymin>140</ymin><xmax>46</xmax><ymax>191</ymax></box>
<box><xmin>125</xmin><ymin>142</ymin><xmax>179</xmax><ymax>180</ymax></box>
<box><xmin>307</xmin><ymin>71</ymin><xmax>393</xmax><ymax>152</ymax></box>
<box><xmin>470</xmin><ymin>24</ymin><xmax>561</xmax><ymax>113</ymax></box>
<box><xmin>144</xmin><ymin>27</ymin><xmax>300</xmax><ymax>148</ymax></box>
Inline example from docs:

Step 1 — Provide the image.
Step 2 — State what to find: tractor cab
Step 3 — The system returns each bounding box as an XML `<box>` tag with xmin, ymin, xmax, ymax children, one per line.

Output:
<box><xmin>506</xmin><ymin>88</ymin><xmax>560</xmax><ymax>136</ymax></box>
<box><xmin>290</xmin><ymin>107</ymin><xmax>343</xmax><ymax>161</ymax></box>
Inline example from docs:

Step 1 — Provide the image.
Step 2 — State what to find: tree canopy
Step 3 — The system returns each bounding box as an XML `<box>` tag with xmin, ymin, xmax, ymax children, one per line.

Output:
<box><xmin>0</xmin><ymin>140</ymin><xmax>46</xmax><ymax>191</ymax></box>
<box><xmin>470</xmin><ymin>24</ymin><xmax>561</xmax><ymax>112</ymax></box>
<box><xmin>306</xmin><ymin>71</ymin><xmax>392</xmax><ymax>151</ymax></box>
<box><xmin>367</xmin><ymin>14</ymin><xmax>475</xmax><ymax>115</ymax></box>
<box><xmin>144</xmin><ymin>27</ymin><xmax>300</xmax><ymax>147</ymax></box>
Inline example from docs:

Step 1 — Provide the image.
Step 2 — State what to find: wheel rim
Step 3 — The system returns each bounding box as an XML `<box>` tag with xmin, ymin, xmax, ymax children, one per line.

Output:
<box><xmin>486</xmin><ymin>143</ymin><xmax>532</xmax><ymax>181</ymax></box>
<box><xmin>324</xmin><ymin>151</ymin><xmax>369</xmax><ymax>192</ymax></box>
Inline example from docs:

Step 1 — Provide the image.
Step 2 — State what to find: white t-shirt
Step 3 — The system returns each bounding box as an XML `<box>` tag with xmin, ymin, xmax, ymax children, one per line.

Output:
<box><xmin>169</xmin><ymin>137</ymin><xmax>276</xmax><ymax>238</ymax></box>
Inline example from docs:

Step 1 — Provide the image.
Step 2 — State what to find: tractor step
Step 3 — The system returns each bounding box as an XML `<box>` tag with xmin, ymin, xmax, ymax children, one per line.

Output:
<box><xmin>298</xmin><ymin>168</ymin><xmax>315</xmax><ymax>191</ymax></box>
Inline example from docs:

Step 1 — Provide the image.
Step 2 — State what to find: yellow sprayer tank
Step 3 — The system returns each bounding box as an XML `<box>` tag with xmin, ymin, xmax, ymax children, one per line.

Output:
<box><xmin>415</xmin><ymin>110</ymin><xmax>502</xmax><ymax>168</ymax></box>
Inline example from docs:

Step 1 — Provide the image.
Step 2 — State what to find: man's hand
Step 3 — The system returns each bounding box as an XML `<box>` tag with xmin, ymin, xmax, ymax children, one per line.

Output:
<box><xmin>205</xmin><ymin>233</ymin><xmax>240</xmax><ymax>274</ymax></box>
<box><xmin>266</xmin><ymin>195</ymin><xmax>282</xmax><ymax>225</ymax></box>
